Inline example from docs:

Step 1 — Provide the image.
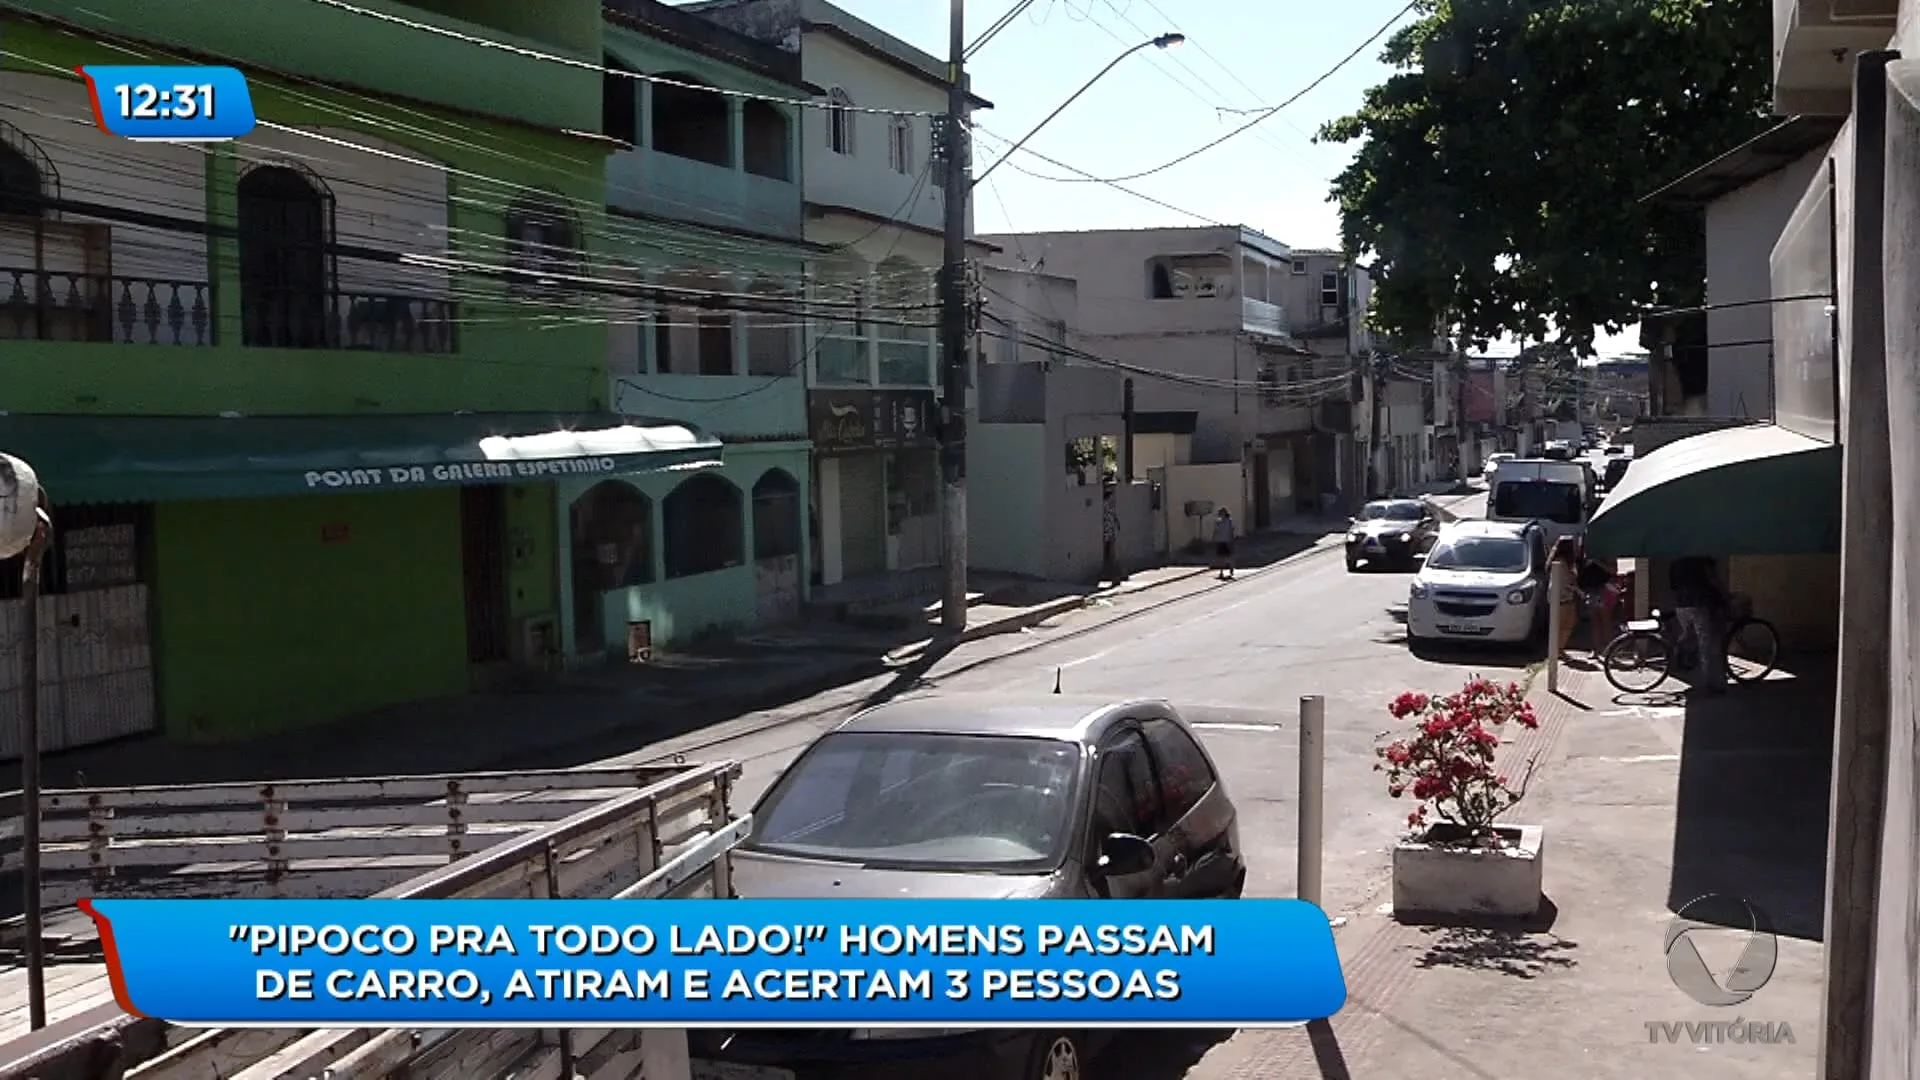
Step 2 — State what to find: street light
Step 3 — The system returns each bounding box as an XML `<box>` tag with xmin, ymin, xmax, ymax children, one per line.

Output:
<box><xmin>970</xmin><ymin>32</ymin><xmax>1184</xmax><ymax>187</ymax></box>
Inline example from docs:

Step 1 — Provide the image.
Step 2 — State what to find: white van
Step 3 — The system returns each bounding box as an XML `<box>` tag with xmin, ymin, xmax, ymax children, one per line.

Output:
<box><xmin>1406</xmin><ymin>520</ymin><xmax>1550</xmax><ymax>645</ymax></box>
<box><xmin>1488</xmin><ymin>458</ymin><xmax>1593</xmax><ymax>550</ymax></box>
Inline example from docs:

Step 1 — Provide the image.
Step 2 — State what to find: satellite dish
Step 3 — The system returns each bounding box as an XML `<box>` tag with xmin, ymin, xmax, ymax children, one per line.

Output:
<box><xmin>0</xmin><ymin>455</ymin><xmax>44</xmax><ymax>560</ymax></box>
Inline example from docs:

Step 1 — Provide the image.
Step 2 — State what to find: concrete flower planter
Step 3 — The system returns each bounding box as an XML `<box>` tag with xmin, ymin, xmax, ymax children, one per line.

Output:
<box><xmin>1391</xmin><ymin>823</ymin><xmax>1544</xmax><ymax>921</ymax></box>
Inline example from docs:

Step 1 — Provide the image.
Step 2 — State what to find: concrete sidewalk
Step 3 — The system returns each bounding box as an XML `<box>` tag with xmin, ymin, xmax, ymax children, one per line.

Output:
<box><xmin>1184</xmin><ymin>659</ymin><xmax>1834</xmax><ymax>1080</ymax></box>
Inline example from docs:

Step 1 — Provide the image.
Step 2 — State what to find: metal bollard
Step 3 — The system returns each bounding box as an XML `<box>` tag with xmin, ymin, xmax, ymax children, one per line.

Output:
<box><xmin>1547</xmin><ymin>560</ymin><xmax>1569</xmax><ymax>693</ymax></box>
<box><xmin>1297</xmin><ymin>695</ymin><xmax>1325</xmax><ymax>909</ymax></box>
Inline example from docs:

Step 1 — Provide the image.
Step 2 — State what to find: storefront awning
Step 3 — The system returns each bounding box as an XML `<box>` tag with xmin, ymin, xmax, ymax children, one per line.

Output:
<box><xmin>0</xmin><ymin>413</ymin><xmax>724</xmax><ymax>504</ymax></box>
<box><xmin>1585</xmin><ymin>423</ymin><xmax>1840</xmax><ymax>559</ymax></box>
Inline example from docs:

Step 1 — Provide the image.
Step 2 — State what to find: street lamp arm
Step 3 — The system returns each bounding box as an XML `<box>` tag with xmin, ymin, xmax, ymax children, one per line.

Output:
<box><xmin>971</xmin><ymin>33</ymin><xmax>1182</xmax><ymax>188</ymax></box>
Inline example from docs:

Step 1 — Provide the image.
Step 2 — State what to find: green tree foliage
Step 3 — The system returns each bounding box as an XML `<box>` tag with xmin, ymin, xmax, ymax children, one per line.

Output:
<box><xmin>1321</xmin><ymin>0</ymin><xmax>1774</xmax><ymax>353</ymax></box>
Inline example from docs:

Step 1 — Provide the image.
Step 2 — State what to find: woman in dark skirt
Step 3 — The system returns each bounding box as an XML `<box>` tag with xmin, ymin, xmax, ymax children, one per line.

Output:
<box><xmin>1211</xmin><ymin>507</ymin><xmax>1237</xmax><ymax>580</ymax></box>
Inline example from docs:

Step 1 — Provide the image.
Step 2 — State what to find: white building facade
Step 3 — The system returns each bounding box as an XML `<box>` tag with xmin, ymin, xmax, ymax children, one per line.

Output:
<box><xmin>689</xmin><ymin>0</ymin><xmax>993</xmax><ymax>596</ymax></box>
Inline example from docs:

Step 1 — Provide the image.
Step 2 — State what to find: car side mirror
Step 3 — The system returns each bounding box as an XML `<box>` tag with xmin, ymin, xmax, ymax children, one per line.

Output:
<box><xmin>1096</xmin><ymin>833</ymin><xmax>1156</xmax><ymax>877</ymax></box>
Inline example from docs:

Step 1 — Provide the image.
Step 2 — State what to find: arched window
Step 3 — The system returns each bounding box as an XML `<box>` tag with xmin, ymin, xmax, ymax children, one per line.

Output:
<box><xmin>887</xmin><ymin>114</ymin><xmax>913</xmax><ymax>175</ymax></box>
<box><xmin>751</xmin><ymin>469</ymin><xmax>801</xmax><ymax>560</ymax></box>
<box><xmin>741</xmin><ymin>100</ymin><xmax>790</xmax><ymax>181</ymax></box>
<box><xmin>570</xmin><ymin>481</ymin><xmax>655</xmax><ymax>588</ymax></box>
<box><xmin>663</xmin><ymin>473</ymin><xmax>743</xmax><ymax>578</ymax></box>
<box><xmin>237</xmin><ymin>163</ymin><xmax>335</xmax><ymax>348</ymax></box>
<box><xmin>0</xmin><ymin>123</ymin><xmax>54</xmax><ymax>218</ymax></box>
<box><xmin>505</xmin><ymin>193</ymin><xmax>583</xmax><ymax>299</ymax></box>
<box><xmin>652</xmin><ymin>71</ymin><xmax>729</xmax><ymax>166</ymax></box>
<box><xmin>826</xmin><ymin>88</ymin><xmax>855</xmax><ymax>156</ymax></box>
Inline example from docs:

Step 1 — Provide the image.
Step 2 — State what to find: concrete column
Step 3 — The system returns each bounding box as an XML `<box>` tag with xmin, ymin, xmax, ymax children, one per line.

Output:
<box><xmin>728</xmin><ymin>98</ymin><xmax>745</xmax><ymax>172</ymax></box>
<box><xmin>637</xmin><ymin>82</ymin><xmax>654</xmax><ymax>149</ymax></box>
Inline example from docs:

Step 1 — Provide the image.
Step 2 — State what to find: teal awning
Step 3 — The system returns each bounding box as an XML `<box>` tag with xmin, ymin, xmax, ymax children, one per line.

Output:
<box><xmin>1586</xmin><ymin>423</ymin><xmax>1841</xmax><ymax>559</ymax></box>
<box><xmin>0</xmin><ymin>413</ymin><xmax>723</xmax><ymax>504</ymax></box>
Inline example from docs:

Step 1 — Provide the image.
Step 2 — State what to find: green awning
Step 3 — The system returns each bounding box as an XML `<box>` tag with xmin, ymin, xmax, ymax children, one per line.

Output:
<box><xmin>0</xmin><ymin>413</ymin><xmax>723</xmax><ymax>504</ymax></box>
<box><xmin>1586</xmin><ymin>423</ymin><xmax>1841</xmax><ymax>559</ymax></box>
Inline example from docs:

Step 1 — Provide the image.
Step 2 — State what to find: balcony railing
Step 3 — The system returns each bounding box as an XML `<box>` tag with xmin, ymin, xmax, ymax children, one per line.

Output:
<box><xmin>1</xmin><ymin>268</ymin><xmax>212</xmax><ymax>346</ymax></box>
<box><xmin>240</xmin><ymin>290</ymin><xmax>457</xmax><ymax>353</ymax></box>
<box><xmin>1</xmin><ymin>270</ymin><xmax>459</xmax><ymax>353</ymax></box>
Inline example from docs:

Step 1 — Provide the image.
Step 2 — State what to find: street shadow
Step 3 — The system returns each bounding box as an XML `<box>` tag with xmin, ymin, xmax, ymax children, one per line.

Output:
<box><xmin>1410</xmin><ymin>899</ymin><xmax>1579</xmax><ymax>978</ymax></box>
<box><xmin>1091</xmin><ymin>1028</ymin><xmax>1233</xmax><ymax>1078</ymax></box>
<box><xmin>1667</xmin><ymin>664</ymin><xmax>1834</xmax><ymax>942</ymax></box>
<box><xmin>0</xmin><ymin>634</ymin><xmax>907</xmax><ymax>790</ymax></box>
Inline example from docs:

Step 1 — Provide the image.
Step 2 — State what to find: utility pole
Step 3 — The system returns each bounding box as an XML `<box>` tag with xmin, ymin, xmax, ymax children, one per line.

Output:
<box><xmin>1455</xmin><ymin>353</ymin><xmax>1469</xmax><ymax>480</ymax></box>
<box><xmin>1818</xmin><ymin>47</ymin><xmax>1896</xmax><ymax>1080</ymax></box>
<box><xmin>936</xmin><ymin>0</ymin><xmax>970</xmax><ymax>631</ymax></box>
<box><xmin>1366</xmin><ymin>356</ymin><xmax>1384</xmax><ymax>497</ymax></box>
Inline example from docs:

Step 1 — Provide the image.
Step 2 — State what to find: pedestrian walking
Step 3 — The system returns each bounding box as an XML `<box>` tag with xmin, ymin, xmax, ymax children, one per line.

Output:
<box><xmin>1211</xmin><ymin>506</ymin><xmax>1237</xmax><ymax>580</ymax></box>
<box><xmin>1101</xmin><ymin>483</ymin><xmax>1125</xmax><ymax>585</ymax></box>
<box><xmin>1669</xmin><ymin>555</ymin><xmax>1729</xmax><ymax>693</ymax></box>
<box><xmin>1549</xmin><ymin>537</ymin><xmax>1583</xmax><ymax>661</ymax></box>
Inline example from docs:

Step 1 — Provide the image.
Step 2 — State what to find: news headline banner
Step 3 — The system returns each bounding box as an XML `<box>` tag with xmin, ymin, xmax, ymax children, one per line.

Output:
<box><xmin>81</xmin><ymin>898</ymin><xmax>1346</xmax><ymax>1027</ymax></box>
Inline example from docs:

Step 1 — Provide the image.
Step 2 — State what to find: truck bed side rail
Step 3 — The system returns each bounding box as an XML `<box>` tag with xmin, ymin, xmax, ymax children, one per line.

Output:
<box><xmin>0</xmin><ymin>759</ymin><xmax>743</xmax><ymax>1080</ymax></box>
<box><xmin>0</xmin><ymin>765</ymin><xmax>712</xmax><ymax>914</ymax></box>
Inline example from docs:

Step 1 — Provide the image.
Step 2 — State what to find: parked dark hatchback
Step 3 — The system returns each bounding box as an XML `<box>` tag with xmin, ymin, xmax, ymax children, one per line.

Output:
<box><xmin>1345</xmin><ymin>499</ymin><xmax>1440</xmax><ymax>571</ymax></box>
<box><xmin>689</xmin><ymin>694</ymin><xmax>1247</xmax><ymax>1080</ymax></box>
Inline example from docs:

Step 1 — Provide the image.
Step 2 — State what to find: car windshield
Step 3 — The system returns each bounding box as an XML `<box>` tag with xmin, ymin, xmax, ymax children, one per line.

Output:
<box><xmin>746</xmin><ymin>731</ymin><xmax>1082</xmax><ymax>872</ymax></box>
<box><xmin>1426</xmin><ymin>536</ymin><xmax>1530</xmax><ymax>573</ymax></box>
<box><xmin>1358</xmin><ymin>500</ymin><xmax>1424</xmax><ymax>521</ymax></box>
<box><xmin>1493</xmin><ymin>481</ymin><xmax>1584</xmax><ymax>524</ymax></box>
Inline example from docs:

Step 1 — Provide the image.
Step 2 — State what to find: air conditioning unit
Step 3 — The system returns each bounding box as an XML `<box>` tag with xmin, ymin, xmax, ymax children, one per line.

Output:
<box><xmin>1195</xmin><ymin>279</ymin><xmax>1218</xmax><ymax>297</ymax></box>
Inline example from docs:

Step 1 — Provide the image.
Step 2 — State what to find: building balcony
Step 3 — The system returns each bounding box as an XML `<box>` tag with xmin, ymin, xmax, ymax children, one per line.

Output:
<box><xmin>1</xmin><ymin>267</ymin><xmax>458</xmax><ymax>353</ymax></box>
<box><xmin>1773</xmin><ymin>0</ymin><xmax>1893</xmax><ymax>116</ymax></box>
<box><xmin>1242</xmin><ymin>297</ymin><xmax>1289</xmax><ymax>338</ymax></box>
<box><xmin>609</xmin><ymin>146</ymin><xmax>802</xmax><ymax>240</ymax></box>
<box><xmin>1</xmin><ymin>268</ymin><xmax>212</xmax><ymax>346</ymax></box>
<box><xmin>239</xmin><ymin>290</ymin><xmax>457</xmax><ymax>353</ymax></box>
<box><xmin>610</xmin><ymin>373</ymin><xmax>805</xmax><ymax>442</ymax></box>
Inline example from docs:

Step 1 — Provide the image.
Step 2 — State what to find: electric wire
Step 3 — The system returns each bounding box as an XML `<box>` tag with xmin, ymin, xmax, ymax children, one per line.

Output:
<box><xmin>1033</xmin><ymin>1</ymin><xmax>1416</xmax><ymax>184</ymax></box>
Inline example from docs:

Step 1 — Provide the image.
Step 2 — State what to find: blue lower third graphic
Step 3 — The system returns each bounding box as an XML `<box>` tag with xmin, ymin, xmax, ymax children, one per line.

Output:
<box><xmin>83</xmin><ymin>898</ymin><xmax>1347</xmax><ymax>1027</ymax></box>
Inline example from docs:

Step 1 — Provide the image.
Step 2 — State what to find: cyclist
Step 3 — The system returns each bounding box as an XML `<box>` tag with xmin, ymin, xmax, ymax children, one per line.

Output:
<box><xmin>1668</xmin><ymin>555</ymin><xmax>1728</xmax><ymax>693</ymax></box>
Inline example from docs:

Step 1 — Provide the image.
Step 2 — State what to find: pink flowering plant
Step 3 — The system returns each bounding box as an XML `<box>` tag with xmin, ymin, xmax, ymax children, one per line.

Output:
<box><xmin>1376</xmin><ymin>677</ymin><xmax>1541</xmax><ymax>846</ymax></box>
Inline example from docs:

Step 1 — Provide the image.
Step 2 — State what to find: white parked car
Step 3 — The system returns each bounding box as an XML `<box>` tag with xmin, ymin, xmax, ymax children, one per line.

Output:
<box><xmin>1406</xmin><ymin>520</ymin><xmax>1550</xmax><ymax>646</ymax></box>
<box><xmin>1482</xmin><ymin>452</ymin><xmax>1515</xmax><ymax>480</ymax></box>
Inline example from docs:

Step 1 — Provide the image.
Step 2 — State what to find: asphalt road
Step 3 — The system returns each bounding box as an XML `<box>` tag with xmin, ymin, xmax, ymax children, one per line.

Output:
<box><xmin>618</xmin><ymin>490</ymin><xmax>1518</xmax><ymax>921</ymax></box>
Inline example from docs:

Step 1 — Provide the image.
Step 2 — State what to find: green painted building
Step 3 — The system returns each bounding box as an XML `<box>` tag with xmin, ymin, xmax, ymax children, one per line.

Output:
<box><xmin>0</xmin><ymin>2</ymin><xmax>719</xmax><ymax>752</ymax></box>
<box><xmin>558</xmin><ymin>1</ymin><xmax>819</xmax><ymax>662</ymax></box>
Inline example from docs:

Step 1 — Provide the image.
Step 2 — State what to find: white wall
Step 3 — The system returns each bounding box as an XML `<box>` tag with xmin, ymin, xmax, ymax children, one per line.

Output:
<box><xmin>800</xmin><ymin>34</ymin><xmax>947</xmax><ymax>234</ymax></box>
<box><xmin>238</xmin><ymin>125</ymin><xmax>450</xmax><ymax>298</ymax></box>
<box><xmin>1705</xmin><ymin>144</ymin><xmax>1830</xmax><ymax>419</ymax></box>
<box><xmin>980</xmin><ymin>227</ymin><xmax>1250</xmax><ymax>337</ymax></box>
<box><xmin>1</xmin><ymin>73</ymin><xmax>207</xmax><ymax>284</ymax></box>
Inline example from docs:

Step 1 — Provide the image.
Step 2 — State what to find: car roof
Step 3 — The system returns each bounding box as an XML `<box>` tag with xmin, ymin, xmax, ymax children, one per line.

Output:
<box><xmin>832</xmin><ymin>693</ymin><xmax>1174</xmax><ymax>743</ymax></box>
<box><xmin>1436</xmin><ymin>518</ymin><xmax>1535</xmax><ymax>541</ymax></box>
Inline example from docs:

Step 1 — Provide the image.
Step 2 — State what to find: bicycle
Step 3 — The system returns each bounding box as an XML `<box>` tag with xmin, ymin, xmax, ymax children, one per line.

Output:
<box><xmin>1599</xmin><ymin>594</ymin><xmax>1780</xmax><ymax>694</ymax></box>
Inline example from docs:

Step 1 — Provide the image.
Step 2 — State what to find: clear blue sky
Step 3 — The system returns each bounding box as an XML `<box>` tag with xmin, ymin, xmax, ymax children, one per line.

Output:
<box><xmin>829</xmin><ymin>0</ymin><xmax>1408</xmax><ymax>248</ymax></box>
